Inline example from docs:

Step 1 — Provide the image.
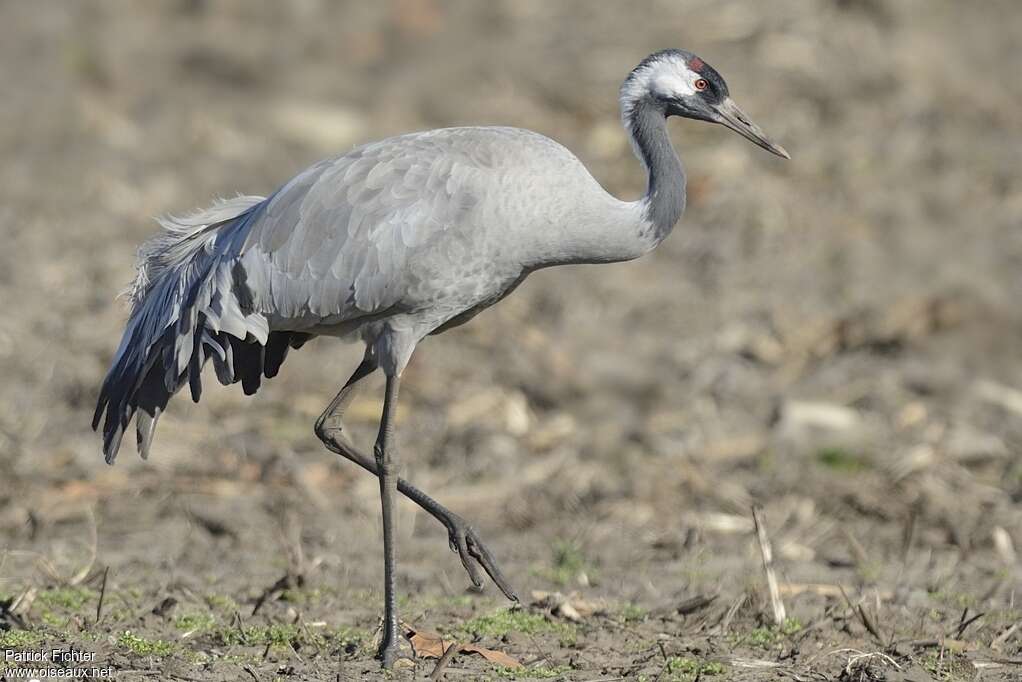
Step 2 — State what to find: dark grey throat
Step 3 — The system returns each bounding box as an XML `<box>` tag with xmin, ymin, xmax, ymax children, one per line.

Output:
<box><xmin>626</xmin><ymin>95</ymin><xmax>686</xmax><ymax>240</ymax></box>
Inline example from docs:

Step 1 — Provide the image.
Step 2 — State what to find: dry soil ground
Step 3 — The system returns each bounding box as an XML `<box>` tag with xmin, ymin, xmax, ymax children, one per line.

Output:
<box><xmin>1</xmin><ymin>1</ymin><xmax>1021</xmax><ymax>680</ymax></box>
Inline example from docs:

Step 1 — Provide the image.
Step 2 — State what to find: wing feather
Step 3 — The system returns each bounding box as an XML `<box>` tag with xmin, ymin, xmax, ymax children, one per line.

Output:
<box><xmin>236</xmin><ymin>131</ymin><xmax>490</xmax><ymax>323</ymax></box>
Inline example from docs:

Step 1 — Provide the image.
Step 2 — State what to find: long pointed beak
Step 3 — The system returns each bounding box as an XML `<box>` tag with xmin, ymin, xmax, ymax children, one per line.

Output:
<box><xmin>714</xmin><ymin>97</ymin><xmax>790</xmax><ymax>159</ymax></box>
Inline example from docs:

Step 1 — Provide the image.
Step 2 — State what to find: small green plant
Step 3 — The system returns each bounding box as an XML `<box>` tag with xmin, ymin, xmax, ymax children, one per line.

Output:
<box><xmin>619</xmin><ymin>603</ymin><xmax>647</xmax><ymax>622</ymax></box>
<box><xmin>920</xmin><ymin>650</ymin><xmax>972</xmax><ymax>681</ymax></box>
<box><xmin>204</xmin><ymin>593</ymin><xmax>239</xmax><ymax>612</ymax></box>
<box><xmin>279</xmin><ymin>587</ymin><xmax>324</xmax><ymax>606</ymax></box>
<box><xmin>746</xmin><ymin>627</ymin><xmax>777</xmax><ymax>647</ymax></box>
<box><xmin>701</xmin><ymin>662</ymin><xmax>727</xmax><ymax>675</ymax></box>
<box><xmin>816</xmin><ymin>447</ymin><xmax>869</xmax><ymax>472</ymax></box>
<box><xmin>35</xmin><ymin>586</ymin><xmax>96</xmax><ymax>629</ymax></box>
<box><xmin>543</xmin><ymin>540</ymin><xmax>594</xmax><ymax>586</ymax></box>
<box><xmin>558</xmin><ymin>628</ymin><xmax>578</xmax><ymax>648</ymax></box>
<box><xmin>666</xmin><ymin>657</ymin><xmax>699</xmax><ymax>675</ymax></box>
<box><xmin>38</xmin><ymin>586</ymin><xmax>94</xmax><ymax>612</ymax></box>
<box><xmin>211</xmin><ymin>622</ymin><xmax>359</xmax><ymax>650</ymax></box>
<box><xmin>117</xmin><ymin>631</ymin><xmax>176</xmax><ymax>657</ymax></box>
<box><xmin>41</xmin><ymin>611</ymin><xmax>71</xmax><ymax>627</ymax></box>
<box><xmin>662</xmin><ymin>656</ymin><xmax>727</xmax><ymax>681</ymax></box>
<box><xmin>333</xmin><ymin>626</ymin><xmax>366</xmax><ymax>648</ymax></box>
<box><xmin>740</xmin><ymin>617</ymin><xmax>802</xmax><ymax>648</ymax></box>
<box><xmin>174</xmin><ymin>612</ymin><xmax>216</xmax><ymax>632</ymax></box>
<box><xmin>459</xmin><ymin>608</ymin><xmax>576</xmax><ymax>640</ymax></box>
<box><xmin>213</xmin><ymin>623</ymin><xmax>303</xmax><ymax>648</ymax></box>
<box><xmin>780</xmin><ymin>616</ymin><xmax>803</xmax><ymax>636</ymax></box>
<box><xmin>0</xmin><ymin>629</ymin><xmax>47</xmax><ymax>648</ymax></box>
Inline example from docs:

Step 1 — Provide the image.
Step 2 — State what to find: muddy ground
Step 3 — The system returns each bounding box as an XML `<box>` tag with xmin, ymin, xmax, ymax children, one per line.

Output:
<box><xmin>1</xmin><ymin>1</ymin><xmax>1021</xmax><ymax>680</ymax></box>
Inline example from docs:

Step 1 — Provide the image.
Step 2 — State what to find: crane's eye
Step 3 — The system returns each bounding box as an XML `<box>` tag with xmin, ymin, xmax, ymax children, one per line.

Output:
<box><xmin>694</xmin><ymin>78</ymin><xmax>709</xmax><ymax>92</ymax></box>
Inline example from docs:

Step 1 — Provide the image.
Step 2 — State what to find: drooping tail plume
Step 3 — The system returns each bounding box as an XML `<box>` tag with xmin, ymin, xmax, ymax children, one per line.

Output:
<box><xmin>93</xmin><ymin>196</ymin><xmax>308</xmax><ymax>463</ymax></box>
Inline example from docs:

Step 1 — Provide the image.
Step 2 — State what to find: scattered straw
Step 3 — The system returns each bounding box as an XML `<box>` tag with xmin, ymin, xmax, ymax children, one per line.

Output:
<box><xmin>752</xmin><ymin>506</ymin><xmax>785</xmax><ymax>627</ymax></box>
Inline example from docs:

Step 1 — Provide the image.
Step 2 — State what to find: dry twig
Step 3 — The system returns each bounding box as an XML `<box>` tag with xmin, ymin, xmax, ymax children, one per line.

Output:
<box><xmin>954</xmin><ymin>608</ymin><xmax>984</xmax><ymax>639</ymax></box>
<box><xmin>992</xmin><ymin>622</ymin><xmax>1019</xmax><ymax>650</ymax></box>
<box><xmin>838</xmin><ymin>586</ymin><xmax>883</xmax><ymax>644</ymax></box>
<box><xmin>715</xmin><ymin>592</ymin><xmax>747</xmax><ymax>634</ymax></box>
<box><xmin>429</xmin><ymin>637</ymin><xmax>461</xmax><ymax>680</ymax></box>
<box><xmin>752</xmin><ymin>505</ymin><xmax>785</xmax><ymax>626</ymax></box>
<box><xmin>677</xmin><ymin>593</ymin><xmax>718</xmax><ymax>616</ymax></box>
<box><xmin>95</xmin><ymin>566</ymin><xmax>109</xmax><ymax>623</ymax></box>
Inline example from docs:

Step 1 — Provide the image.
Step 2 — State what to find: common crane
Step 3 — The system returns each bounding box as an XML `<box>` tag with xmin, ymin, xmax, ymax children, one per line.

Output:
<box><xmin>94</xmin><ymin>49</ymin><xmax>788</xmax><ymax>667</ymax></box>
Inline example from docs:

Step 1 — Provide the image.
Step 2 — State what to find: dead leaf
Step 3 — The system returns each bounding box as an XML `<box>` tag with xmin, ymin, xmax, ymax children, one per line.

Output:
<box><xmin>409</xmin><ymin>629</ymin><xmax>451</xmax><ymax>658</ymax></box>
<box><xmin>406</xmin><ymin>626</ymin><xmax>522</xmax><ymax>669</ymax></box>
<box><xmin>461</xmin><ymin>643</ymin><xmax>522</xmax><ymax>668</ymax></box>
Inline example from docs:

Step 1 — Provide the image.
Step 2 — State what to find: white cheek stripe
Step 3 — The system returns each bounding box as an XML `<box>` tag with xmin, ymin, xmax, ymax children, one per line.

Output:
<box><xmin>652</xmin><ymin>72</ymin><xmax>696</xmax><ymax>97</ymax></box>
<box><xmin>620</xmin><ymin>55</ymin><xmax>700</xmax><ymax>122</ymax></box>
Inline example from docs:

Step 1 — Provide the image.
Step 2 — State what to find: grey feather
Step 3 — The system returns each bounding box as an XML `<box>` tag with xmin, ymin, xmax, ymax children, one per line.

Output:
<box><xmin>96</xmin><ymin>102</ymin><xmax>688</xmax><ymax>461</ymax></box>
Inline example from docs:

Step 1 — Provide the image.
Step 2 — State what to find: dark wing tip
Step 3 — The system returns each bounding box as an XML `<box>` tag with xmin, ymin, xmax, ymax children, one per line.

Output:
<box><xmin>92</xmin><ymin>395</ymin><xmax>108</xmax><ymax>430</ymax></box>
<box><xmin>103</xmin><ymin>423</ymin><xmax>124</xmax><ymax>464</ymax></box>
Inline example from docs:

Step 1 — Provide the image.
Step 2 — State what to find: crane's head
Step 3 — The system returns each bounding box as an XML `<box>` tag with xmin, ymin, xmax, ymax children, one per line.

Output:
<box><xmin>622</xmin><ymin>49</ymin><xmax>789</xmax><ymax>159</ymax></box>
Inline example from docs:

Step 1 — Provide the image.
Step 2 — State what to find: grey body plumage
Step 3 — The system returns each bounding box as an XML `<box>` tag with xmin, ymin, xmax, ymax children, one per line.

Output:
<box><xmin>95</xmin><ymin>126</ymin><xmax>653</xmax><ymax>462</ymax></box>
<box><xmin>94</xmin><ymin>49</ymin><xmax>787</xmax><ymax>668</ymax></box>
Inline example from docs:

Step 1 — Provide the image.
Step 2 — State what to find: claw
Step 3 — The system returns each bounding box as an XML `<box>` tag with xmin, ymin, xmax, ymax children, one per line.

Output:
<box><xmin>467</xmin><ymin>531</ymin><xmax>519</xmax><ymax>602</ymax></box>
<box><xmin>445</xmin><ymin>517</ymin><xmax>518</xmax><ymax>602</ymax></box>
<box><xmin>449</xmin><ymin>524</ymin><xmax>484</xmax><ymax>588</ymax></box>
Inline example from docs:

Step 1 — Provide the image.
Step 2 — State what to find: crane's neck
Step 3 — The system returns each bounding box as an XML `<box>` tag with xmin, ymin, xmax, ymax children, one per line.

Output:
<box><xmin>624</xmin><ymin>93</ymin><xmax>687</xmax><ymax>244</ymax></box>
<box><xmin>523</xmin><ymin>92</ymin><xmax>686</xmax><ymax>270</ymax></box>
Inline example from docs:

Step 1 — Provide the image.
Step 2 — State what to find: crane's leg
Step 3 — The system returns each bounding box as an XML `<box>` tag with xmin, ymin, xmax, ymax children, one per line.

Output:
<box><xmin>314</xmin><ymin>359</ymin><xmax>518</xmax><ymax>603</ymax></box>
<box><xmin>376</xmin><ymin>372</ymin><xmax>401</xmax><ymax>668</ymax></box>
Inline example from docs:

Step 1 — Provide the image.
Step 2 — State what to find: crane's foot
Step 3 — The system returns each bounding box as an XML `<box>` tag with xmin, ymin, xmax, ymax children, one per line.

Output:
<box><xmin>378</xmin><ymin>636</ymin><xmax>401</xmax><ymax>670</ymax></box>
<box><xmin>444</xmin><ymin>512</ymin><xmax>519</xmax><ymax>602</ymax></box>
<box><xmin>375</xmin><ymin>624</ymin><xmax>414</xmax><ymax>670</ymax></box>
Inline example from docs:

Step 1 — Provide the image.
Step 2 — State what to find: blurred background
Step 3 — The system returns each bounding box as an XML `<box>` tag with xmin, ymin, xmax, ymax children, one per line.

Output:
<box><xmin>1</xmin><ymin>1</ymin><xmax>1020</xmax><ymax>679</ymax></box>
